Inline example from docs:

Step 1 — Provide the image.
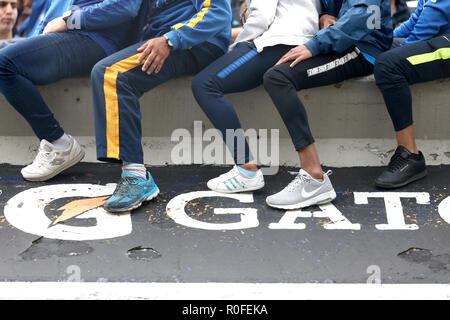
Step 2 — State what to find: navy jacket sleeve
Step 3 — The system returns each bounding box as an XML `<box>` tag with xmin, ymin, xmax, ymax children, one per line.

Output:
<box><xmin>305</xmin><ymin>0</ymin><xmax>382</xmax><ymax>56</ymax></box>
<box><xmin>164</xmin><ymin>0</ymin><xmax>231</xmax><ymax>50</ymax></box>
<box><xmin>74</xmin><ymin>0</ymin><xmax>143</xmax><ymax>31</ymax></box>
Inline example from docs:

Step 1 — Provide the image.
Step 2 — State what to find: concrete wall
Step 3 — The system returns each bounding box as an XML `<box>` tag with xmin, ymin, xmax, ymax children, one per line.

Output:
<box><xmin>0</xmin><ymin>76</ymin><xmax>449</xmax><ymax>167</ymax></box>
<box><xmin>0</xmin><ymin>76</ymin><xmax>449</xmax><ymax>139</ymax></box>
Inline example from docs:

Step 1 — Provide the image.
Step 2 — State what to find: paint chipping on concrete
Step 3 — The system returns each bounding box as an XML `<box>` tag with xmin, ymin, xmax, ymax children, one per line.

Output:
<box><xmin>398</xmin><ymin>248</ymin><xmax>450</xmax><ymax>273</ymax></box>
<box><xmin>127</xmin><ymin>246</ymin><xmax>162</xmax><ymax>261</ymax></box>
<box><xmin>19</xmin><ymin>237</ymin><xmax>93</xmax><ymax>261</ymax></box>
<box><xmin>398</xmin><ymin>248</ymin><xmax>433</xmax><ymax>263</ymax></box>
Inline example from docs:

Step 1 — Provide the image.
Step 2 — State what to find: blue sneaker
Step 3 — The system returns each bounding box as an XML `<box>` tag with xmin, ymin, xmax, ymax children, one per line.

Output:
<box><xmin>104</xmin><ymin>172</ymin><xmax>159</xmax><ymax>213</ymax></box>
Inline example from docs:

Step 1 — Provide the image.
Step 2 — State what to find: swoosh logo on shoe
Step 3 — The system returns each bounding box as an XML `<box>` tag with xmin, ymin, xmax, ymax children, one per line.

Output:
<box><xmin>301</xmin><ymin>187</ymin><xmax>322</xmax><ymax>199</ymax></box>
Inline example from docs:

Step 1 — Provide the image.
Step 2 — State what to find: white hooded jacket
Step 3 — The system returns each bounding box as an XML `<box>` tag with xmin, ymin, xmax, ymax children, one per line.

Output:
<box><xmin>232</xmin><ymin>0</ymin><xmax>321</xmax><ymax>52</ymax></box>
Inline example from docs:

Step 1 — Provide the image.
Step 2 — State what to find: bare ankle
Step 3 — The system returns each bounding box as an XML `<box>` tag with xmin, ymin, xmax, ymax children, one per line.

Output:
<box><xmin>303</xmin><ymin>168</ymin><xmax>323</xmax><ymax>180</ymax></box>
<box><xmin>239</xmin><ymin>163</ymin><xmax>258</xmax><ymax>172</ymax></box>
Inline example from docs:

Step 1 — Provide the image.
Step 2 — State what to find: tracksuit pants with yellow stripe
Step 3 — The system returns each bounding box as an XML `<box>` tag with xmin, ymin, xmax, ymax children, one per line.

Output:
<box><xmin>91</xmin><ymin>41</ymin><xmax>223</xmax><ymax>164</ymax></box>
<box><xmin>374</xmin><ymin>33</ymin><xmax>450</xmax><ymax>132</ymax></box>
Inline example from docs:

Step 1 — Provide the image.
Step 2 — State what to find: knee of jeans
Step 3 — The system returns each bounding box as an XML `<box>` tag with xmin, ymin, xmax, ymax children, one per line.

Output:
<box><xmin>0</xmin><ymin>51</ymin><xmax>15</xmax><ymax>78</ymax></box>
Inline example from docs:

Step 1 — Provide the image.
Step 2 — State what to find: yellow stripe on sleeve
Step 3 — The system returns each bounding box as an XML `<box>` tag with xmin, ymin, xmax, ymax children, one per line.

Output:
<box><xmin>173</xmin><ymin>0</ymin><xmax>212</xmax><ymax>30</ymax></box>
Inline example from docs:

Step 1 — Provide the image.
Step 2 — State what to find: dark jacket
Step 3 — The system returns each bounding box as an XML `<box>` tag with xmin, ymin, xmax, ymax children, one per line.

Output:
<box><xmin>305</xmin><ymin>0</ymin><xmax>393</xmax><ymax>59</ymax></box>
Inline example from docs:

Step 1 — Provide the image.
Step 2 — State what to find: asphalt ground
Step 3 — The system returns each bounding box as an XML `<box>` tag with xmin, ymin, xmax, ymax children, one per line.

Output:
<box><xmin>0</xmin><ymin>163</ymin><xmax>448</xmax><ymax>284</ymax></box>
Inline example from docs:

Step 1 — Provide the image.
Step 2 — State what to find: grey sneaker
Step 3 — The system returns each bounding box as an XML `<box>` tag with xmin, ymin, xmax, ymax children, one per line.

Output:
<box><xmin>266</xmin><ymin>169</ymin><xmax>336</xmax><ymax>210</ymax></box>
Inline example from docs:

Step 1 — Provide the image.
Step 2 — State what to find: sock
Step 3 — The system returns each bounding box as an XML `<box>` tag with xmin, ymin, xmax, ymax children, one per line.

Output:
<box><xmin>237</xmin><ymin>166</ymin><xmax>257</xmax><ymax>178</ymax></box>
<box><xmin>122</xmin><ymin>162</ymin><xmax>147</xmax><ymax>179</ymax></box>
<box><xmin>51</xmin><ymin>133</ymin><xmax>71</xmax><ymax>151</ymax></box>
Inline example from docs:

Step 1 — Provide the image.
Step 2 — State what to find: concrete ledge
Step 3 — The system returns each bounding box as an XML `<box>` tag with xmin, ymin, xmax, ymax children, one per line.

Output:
<box><xmin>1</xmin><ymin>136</ymin><xmax>450</xmax><ymax>167</ymax></box>
<box><xmin>0</xmin><ymin>75</ymin><xmax>449</xmax><ymax>166</ymax></box>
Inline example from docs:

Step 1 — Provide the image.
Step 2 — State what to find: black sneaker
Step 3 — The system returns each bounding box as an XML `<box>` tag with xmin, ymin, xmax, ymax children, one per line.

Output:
<box><xmin>375</xmin><ymin>146</ymin><xmax>427</xmax><ymax>189</ymax></box>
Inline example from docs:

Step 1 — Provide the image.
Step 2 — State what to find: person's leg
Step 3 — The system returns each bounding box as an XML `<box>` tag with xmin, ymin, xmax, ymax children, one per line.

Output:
<box><xmin>263</xmin><ymin>47</ymin><xmax>374</xmax><ymax>209</ymax></box>
<box><xmin>191</xmin><ymin>41</ymin><xmax>292</xmax><ymax>193</ymax></box>
<box><xmin>91</xmin><ymin>41</ymin><xmax>223</xmax><ymax>212</ymax></box>
<box><xmin>391</xmin><ymin>38</ymin><xmax>406</xmax><ymax>49</ymax></box>
<box><xmin>396</xmin><ymin>125</ymin><xmax>418</xmax><ymax>154</ymax></box>
<box><xmin>264</xmin><ymin>48</ymin><xmax>374</xmax><ymax>175</ymax></box>
<box><xmin>374</xmin><ymin>33</ymin><xmax>450</xmax><ymax>188</ymax></box>
<box><xmin>0</xmin><ymin>32</ymin><xmax>106</xmax><ymax>141</ymax></box>
<box><xmin>0</xmin><ymin>32</ymin><xmax>107</xmax><ymax>181</ymax></box>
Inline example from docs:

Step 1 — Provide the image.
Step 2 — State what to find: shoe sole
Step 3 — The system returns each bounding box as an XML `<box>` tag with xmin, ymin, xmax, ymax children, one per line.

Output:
<box><xmin>208</xmin><ymin>182</ymin><xmax>265</xmax><ymax>194</ymax></box>
<box><xmin>23</xmin><ymin>149</ymin><xmax>86</xmax><ymax>182</ymax></box>
<box><xmin>375</xmin><ymin>169</ymin><xmax>427</xmax><ymax>189</ymax></box>
<box><xmin>104</xmin><ymin>187</ymin><xmax>160</xmax><ymax>214</ymax></box>
<box><xmin>266</xmin><ymin>190</ymin><xmax>337</xmax><ymax>210</ymax></box>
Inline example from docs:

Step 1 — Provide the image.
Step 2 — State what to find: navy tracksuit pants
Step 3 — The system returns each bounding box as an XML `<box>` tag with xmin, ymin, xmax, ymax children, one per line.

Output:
<box><xmin>375</xmin><ymin>33</ymin><xmax>450</xmax><ymax>132</ymax></box>
<box><xmin>192</xmin><ymin>41</ymin><xmax>293</xmax><ymax>164</ymax></box>
<box><xmin>92</xmin><ymin>41</ymin><xmax>223</xmax><ymax>164</ymax></box>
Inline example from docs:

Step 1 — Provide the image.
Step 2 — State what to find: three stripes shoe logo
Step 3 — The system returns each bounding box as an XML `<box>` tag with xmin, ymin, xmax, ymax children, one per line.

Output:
<box><xmin>223</xmin><ymin>177</ymin><xmax>245</xmax><ymax>191</ymax></box>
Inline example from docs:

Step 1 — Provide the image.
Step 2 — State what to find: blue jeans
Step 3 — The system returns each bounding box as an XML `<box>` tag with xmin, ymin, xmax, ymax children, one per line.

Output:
<box><xmin>0</xmin><ymin>32</ymin><xmax>106</xmax><ymax>142</ymax></box>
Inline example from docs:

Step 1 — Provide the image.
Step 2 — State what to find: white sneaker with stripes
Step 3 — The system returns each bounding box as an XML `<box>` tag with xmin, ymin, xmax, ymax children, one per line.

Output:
<box><xmin>207</xmin><ymin>165</ymin><xmax>265</xmax><ymax>193</ymax></box>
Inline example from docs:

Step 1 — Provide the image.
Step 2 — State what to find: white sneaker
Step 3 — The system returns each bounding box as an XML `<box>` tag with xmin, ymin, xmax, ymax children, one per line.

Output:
<box><xmin>21</xmin><ymin>136</ymin><xmax>85</xmax><ymax>182</ymax></box>
<box><xmin>266</xmin><ymin>169</ymin><xmax>336</xmax><ymax>210</ymax></box>
<box><xmin>207</xmin><ymin>165</ymin><xmax>265</xmax><ymax>193</ymax></box>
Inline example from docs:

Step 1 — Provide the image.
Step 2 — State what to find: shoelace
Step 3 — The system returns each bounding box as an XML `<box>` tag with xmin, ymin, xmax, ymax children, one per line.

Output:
<box><xmin>286</xmin><ymin>173</ymin><xmax>311</xmax><ymax>192</ymax></box>
<box><xmin>113</xmin><ymin>177</ymin><xmax>139</xmax><ymax>195</ymax></box>
<box><xmin>32</xmin><ymin>147</ymin><xmax>54</xmax><ymax>168</ymax></box>
<box><xmin>285</xmin><ymin>170</ymin><xmax>333</xmax><ymax>192</ymax></box>
<box><xmin>387</xmin><ymin>153</ymin><xmax>408</xmax><ymax>172</ymax></box>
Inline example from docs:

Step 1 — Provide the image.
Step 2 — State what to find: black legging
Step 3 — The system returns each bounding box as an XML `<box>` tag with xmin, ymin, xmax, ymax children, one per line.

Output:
<box><xmin>263</xmin><ymin>47</ymin><xmax>373</xmax><ymax>151</ymax></box>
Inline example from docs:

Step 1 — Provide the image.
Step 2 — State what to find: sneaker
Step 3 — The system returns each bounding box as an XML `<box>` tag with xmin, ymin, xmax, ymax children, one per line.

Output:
<box><xmin>266</xmin><ymin>169</ymin><xmax>336</xmax><ymax>210</ymax></box>
<box><xmin>207</xmin><ymin>165</ymin><xmax>265</xmax><ymax>193</ymax></box>
<box><xmin>375</xmin><ymin>146</ymin><xmax>427</xmax><ymax>189</ymax></box>
<box><xmin>21</xmin><ymin>136</ymin><xmax>85</xmax><ymax>182</ymax></box>
<box><xmin>104</xmin><ymin>172</ymin><xmax>159</xmax><ymax>213</ymax></box>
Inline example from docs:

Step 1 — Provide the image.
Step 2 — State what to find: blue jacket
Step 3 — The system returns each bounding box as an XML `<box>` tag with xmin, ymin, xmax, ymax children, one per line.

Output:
<box><xmin>33</xmin><ymin>0</ymin><xmax>231</xmax><ymax>54</ymax></box>
<box><xmin>394</xmin><ymin>0</ymin><xmax>450</xmax><ymax>45</ymax></box>
<box><xmin>17</xmin><ymin>0</ymin><xmax>50</xmax><ymax>37</ymax></box>
<box><xmin>132</xmin><ymin>0</ymin><xmax>232</xmax><ymax>53</ymax></box>
<box><xmin>32</xmin><ymin>0</ymin><xmax>73</xmax><ymax>36</ymax></box>
<box><xmin>70</xmin><ymin>0</ymin><xmax>140</xmax><ymax>54</ymax></box>
<box><xmin>31</xmin><ymin>0</ymin><xmax>140</xmax><ymax>55</ymax></box>
<box><xmin>305</xmin><ymin>0</ymin><xmax>393</xmax><ymax>59</ymax></box>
